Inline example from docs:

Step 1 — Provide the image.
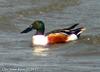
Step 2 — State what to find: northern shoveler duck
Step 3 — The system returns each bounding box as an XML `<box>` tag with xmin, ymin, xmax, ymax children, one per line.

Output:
<box><xmin>21</xmin><ymin>20</ymin><xmax>86</xmax><ymax>46</ymax></box>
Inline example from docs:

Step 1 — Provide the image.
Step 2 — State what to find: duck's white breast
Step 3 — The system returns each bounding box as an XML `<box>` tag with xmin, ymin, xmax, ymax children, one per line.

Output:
<box><xmin>32</xmin><ymin>35</ymin><xmax>48</xmax><ymax>45</ymax></box>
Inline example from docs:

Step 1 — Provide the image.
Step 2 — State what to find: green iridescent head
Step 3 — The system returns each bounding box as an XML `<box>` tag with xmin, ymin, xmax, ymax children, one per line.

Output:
<box><xmin>21</xmin><ymin>20</ymin><xmax>45</xmax><ymax>35</ymax></box>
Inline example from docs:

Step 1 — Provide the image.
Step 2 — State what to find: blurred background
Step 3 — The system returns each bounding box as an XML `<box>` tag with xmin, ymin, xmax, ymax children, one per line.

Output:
<box><xmin>0</xmin><ymin>0</ymin><xmax>100</xmax><ymax>72</ymax></box>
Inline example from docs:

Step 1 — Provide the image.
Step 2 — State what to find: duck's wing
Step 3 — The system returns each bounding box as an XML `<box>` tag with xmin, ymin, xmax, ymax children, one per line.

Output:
<box><xmin>45</xmin><ymin>23</ymin><xmax>79</xmax><ymax>35</ymax></box>
<box><xmin>64</xmin><ymin>23</ymin><xmax>79</xmax><ymax>30</ymax></box>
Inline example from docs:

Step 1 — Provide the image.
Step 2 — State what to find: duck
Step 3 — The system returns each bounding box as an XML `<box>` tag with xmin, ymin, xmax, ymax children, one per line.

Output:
<box><xmin>21</xmin><ymin>20</ymin><xmax>86</xmax><ymax>46</ymax></box>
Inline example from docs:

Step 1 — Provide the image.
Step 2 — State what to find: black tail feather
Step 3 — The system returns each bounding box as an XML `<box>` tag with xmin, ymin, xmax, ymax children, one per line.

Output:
<box><xmin>59</xmin><ymin>27</ymin><xmax>85</xmax><ymax>38</ymax></box>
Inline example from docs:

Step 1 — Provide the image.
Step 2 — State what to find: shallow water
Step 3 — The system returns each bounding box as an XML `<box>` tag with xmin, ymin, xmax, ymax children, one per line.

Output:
<box><xmin>0</xmin><ymin>0</ymin><xmax>100</xmax><ymax>72</ymax></box>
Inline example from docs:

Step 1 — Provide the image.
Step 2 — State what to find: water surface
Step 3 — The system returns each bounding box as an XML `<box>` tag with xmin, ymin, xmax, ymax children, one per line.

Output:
<box><xmin>0</xmin><ymin>0</ymin><xmax>100</xmax><ymax>72</ymax></box>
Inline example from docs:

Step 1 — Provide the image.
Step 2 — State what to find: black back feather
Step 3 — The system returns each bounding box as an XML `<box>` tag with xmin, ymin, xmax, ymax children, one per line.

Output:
<box><xmin>45</xmin><ymin>23</ymin><xmax>79</xmax><ymax>35</ymax></box>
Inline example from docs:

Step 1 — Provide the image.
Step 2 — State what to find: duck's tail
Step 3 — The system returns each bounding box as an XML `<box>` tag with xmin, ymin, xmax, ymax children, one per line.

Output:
<box><xmin>61</xmin><ymin>27</ymin><xmax>86</xmax><ymax>38</ymax></box>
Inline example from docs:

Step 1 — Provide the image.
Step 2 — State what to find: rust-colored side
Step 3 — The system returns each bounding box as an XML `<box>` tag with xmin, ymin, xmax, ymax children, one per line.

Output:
<box><xmin>47</xmin><ymin>33</ymin><xmax>68</xmax><ymax>44</ymax></box>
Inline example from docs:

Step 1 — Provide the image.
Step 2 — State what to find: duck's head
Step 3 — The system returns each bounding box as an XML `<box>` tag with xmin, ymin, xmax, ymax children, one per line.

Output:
<box><xmin>21</xmin><ymin>20</ymin><xmax>45</xmax><ymax>35</ymax></box>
